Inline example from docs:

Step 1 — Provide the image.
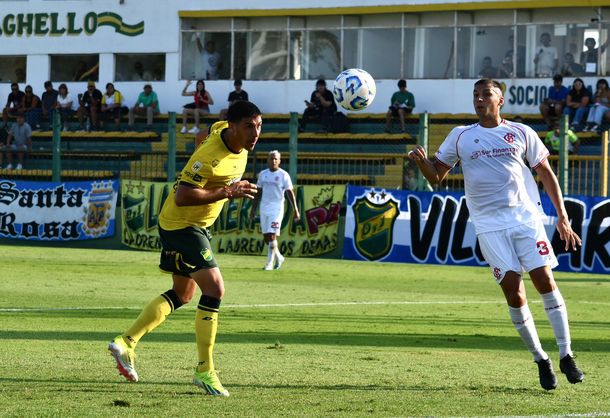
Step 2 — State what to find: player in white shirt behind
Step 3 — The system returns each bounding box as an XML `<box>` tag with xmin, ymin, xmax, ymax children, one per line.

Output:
<box><xmin>250</xmin><ymin>150</ymin><xmax>300</xmax><ymax>270</ymax></box>
<box><xmin>408</xmin><ymin>79</ymin><xmax>584</xmax><ymax>391</ymax></box>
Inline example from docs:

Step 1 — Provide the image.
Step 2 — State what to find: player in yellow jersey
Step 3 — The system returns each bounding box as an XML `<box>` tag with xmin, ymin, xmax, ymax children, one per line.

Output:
<box><xmin>108</xmin><ymin>101</ymin><xmax>261</xmax><ymax>397</ymax></box>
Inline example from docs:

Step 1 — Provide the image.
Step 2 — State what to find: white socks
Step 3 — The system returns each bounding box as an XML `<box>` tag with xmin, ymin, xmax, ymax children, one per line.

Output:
<box><xmin>266</xmin><ymin>240</ymin><xmax>276</xmax><ymax>265</ymax></box>
<box><xmin>267</xmin><ymin>240</ymin><xmax>282</xmax><ymax>264</ymax></box>
<box><xmin>509</xmin><ymin>305</ymin><xmax>547</xmax><ymax>362</ymax></box>
<box><xmin>541</xmin><ymin>289</ymin><xmax>573</xmax><ymax>358</ymax></box>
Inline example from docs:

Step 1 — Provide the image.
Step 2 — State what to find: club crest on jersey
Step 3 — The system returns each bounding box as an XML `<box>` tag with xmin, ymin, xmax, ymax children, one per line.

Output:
<box><xmin>191</xmin><ymin>161</ymin><xmax>203</xmax><ymax>172</ymax></box>
<box><xmin>352</xmin><ymin>189</ymin><xmax>399</xmax><ymax>261</ymax></box>
<box><xmin>200</xmin><ymin>248</ymin><xmax>213</xmax><ymax>262</ymax></box>
<box><xmin>211</xmin><ymin>159</ymin><xmax>219</xmax><ymax>167</ymax></box>
<box><xmin>503</xmin><ymin>133</ymin><xmax>515</xmax><ymax>143</ymax></box>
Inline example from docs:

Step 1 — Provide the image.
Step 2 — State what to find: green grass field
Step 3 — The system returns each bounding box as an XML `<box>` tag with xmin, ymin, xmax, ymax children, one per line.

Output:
<box><xmin>1</xmin><ymin>245</ymin><xmax>609</xmax><ymax>417</ymax></box>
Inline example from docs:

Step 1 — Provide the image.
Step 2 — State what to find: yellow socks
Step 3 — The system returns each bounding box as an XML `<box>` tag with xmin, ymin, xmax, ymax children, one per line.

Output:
<box><xmin>195</xmin><ymin>295</ymin><xmax>221</xmax><ymax>372</ymax></box>
<box><xmin>122</xmin><ymin>289</ymin><xmax>183</xmax><ymax>348</ymax></box>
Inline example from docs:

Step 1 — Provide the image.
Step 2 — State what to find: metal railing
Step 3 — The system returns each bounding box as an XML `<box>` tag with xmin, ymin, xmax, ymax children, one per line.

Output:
<box><xmin>2</xmin><ymin>113</ymin><xmax>608</xmax><ymax>197</ymax></box>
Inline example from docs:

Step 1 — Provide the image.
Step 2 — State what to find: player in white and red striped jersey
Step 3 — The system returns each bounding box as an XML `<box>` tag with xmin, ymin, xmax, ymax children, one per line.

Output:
<box><xmin>408</xmin><ymin>79</ymin><xmax>583</xmax><ymax>391</ymax></box>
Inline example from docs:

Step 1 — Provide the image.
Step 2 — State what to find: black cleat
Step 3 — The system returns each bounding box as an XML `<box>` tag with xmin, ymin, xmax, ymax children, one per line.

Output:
<box><xmin>536</xmin><ymin>358</ymin><xmax>557</xmax><ymax>390</ymax></box>
<box><xmin>560</xmin><ymin>355</ymin><xmax>584</xmax><ymax>384</ymax></box>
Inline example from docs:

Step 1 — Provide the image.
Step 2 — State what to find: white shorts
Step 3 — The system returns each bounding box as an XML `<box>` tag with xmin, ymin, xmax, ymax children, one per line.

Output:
<box><xmin>260</xmin><ymin>210</ymin><xmax>283</xmax><ymax>235</ymax></box>
<box><xmin>477</xmin><ymin>221</ymin><xmax>558</xmax><ymax>284</ymax></box>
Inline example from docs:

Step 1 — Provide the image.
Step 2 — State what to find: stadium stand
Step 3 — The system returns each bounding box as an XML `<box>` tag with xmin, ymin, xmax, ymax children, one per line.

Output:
<box><xmin>1</xmin><ymin>112</ymin><xmax>606</xmax><ymax>195</ymax></box>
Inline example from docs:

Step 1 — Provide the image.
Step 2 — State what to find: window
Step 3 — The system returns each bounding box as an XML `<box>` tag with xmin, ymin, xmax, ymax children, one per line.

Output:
<box><xmin>115</xmin><ymin>54</ymin><xmax>165</xmax><ymax>81</ymax></box>
<box><xmin>362</xmin><ymin>28</ymin><xmax>401</xmax><ymax>79</ymax></box>
<box><xmin>0</xmin><ymin>56</ymin><xmax>26</xmax><ymax>83</ymax></box>
<box><xmin>178</xmin><ymin>11</ymin><xmax>605</xmax><ymax>81</ymax></box>
<box><xmin>290</xmin><ymin>30</ymin><xmax>340</xmax><ymax>80</ymax></box>
<box><xmin>420</xmin><ymin>27</ymin><xmax>453</xmax><ymax>79</ymax></box>
<box><xmin>50</xmin><ymin>54</ymin><xmax>98</xmax><ymax>82</ymax></box>
<box><xmin>181</xmin><ymin>31</ymin><xmax>230</xmax><ymax>80</ymax></box>
<box><xmin>246</xmin><ymin>31</ymin><xmax>288</xmax><ymax>80</ymax></box>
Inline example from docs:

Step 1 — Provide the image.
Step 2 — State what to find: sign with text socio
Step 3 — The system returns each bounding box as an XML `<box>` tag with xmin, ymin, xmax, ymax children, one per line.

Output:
<box><xmin>344</xmin><ymin>186</ymin><xmax>610</xmax><ymax>274</ymax></box>
<box><xmin>0</xmin><ymin>179</ymin><xmax>118</xmax><ymax>240</ymax></box>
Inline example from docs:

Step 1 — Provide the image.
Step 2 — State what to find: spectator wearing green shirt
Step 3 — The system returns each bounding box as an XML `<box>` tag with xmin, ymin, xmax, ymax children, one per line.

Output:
<box><xmin>385</xmin><ymin>79</ymin><xmax>415</xmax><ymax>133</ymax></box>
<box><xmin>544</xmin><ymin>122</ymin><xmax>580</xmax><ymax>155</ymax></box>
<box><xmin>128</xmin><ymin>84</ymin><xmax>159</xmax><ymax>130</ymax></box>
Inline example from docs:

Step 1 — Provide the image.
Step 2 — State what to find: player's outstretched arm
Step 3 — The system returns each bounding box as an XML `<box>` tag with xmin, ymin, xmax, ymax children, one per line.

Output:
<box><xmin>175</xmin><ymin>180</ymin><xmax>258</xmax><ymax>206</ymax></box>
<box><xmin>535</xmin><ymin>160</ymin><xmax>582</xmax><ymax>251</ymax></box>
<box><xmin>407</xmin><ymin>145</ymin><xmax>451</xmax><ymax>185</ymax></box>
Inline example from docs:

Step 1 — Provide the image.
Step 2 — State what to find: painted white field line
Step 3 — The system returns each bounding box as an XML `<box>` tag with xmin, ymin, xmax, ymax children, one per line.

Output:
<box><xmin>0</xmin><ymin>300</ymin><xmax>503</xmax><ymax>312</ymax></box>
<box><xmin>1</xmin><ymin>299</ymin><xmax>608</xmax><ymax>313</ymax></box>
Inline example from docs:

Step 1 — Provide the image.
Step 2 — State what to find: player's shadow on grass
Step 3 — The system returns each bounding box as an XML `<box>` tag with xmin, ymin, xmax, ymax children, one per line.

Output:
<box><xmin>0</xmin><ymin>330</ymin><xmax>608</xmax><ymax>352</ymax></box>
<box><xmin>0</xmin><ymin>377</ymin><xmax>540</xmax><ymax>396</ymax></box>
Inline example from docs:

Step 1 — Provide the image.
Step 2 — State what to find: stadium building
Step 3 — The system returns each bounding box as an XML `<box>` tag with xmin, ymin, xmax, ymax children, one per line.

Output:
<box><xmin>0</xmin><ymin>0</ymin><xmax>607</xmax><ymax>115</ymax></box>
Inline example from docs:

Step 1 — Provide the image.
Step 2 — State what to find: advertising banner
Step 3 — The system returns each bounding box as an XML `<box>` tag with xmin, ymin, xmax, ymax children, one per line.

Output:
<box><xmin>344</xmin><ymin>186</ymin><xmax>610</xmax><ymax>274</ymax></box>
<box><xmin>0</xmin><ymin>179</ymin><xmax>118</xmax><ymax>240</ymax></box>
<box><xmin>213</xmin><ymin>184</ymin><xmax>345</xmax><ymax>257</ymax></box>
<box><xmin>121</xmin><ymin>180</ymin><xmax>171</xmax><ymax>251</ymax></box>
<box><xmin>121</xmin><ymin>181</ymin><xmax>345</xmax><ymax>257</ymax></box>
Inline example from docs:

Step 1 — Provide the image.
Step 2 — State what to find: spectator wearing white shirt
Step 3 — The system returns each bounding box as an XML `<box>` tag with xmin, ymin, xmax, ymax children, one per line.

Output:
<box><xmin>56</xmin><ymin>83</ymin><xmax>75</xmax><ymax>131</ymax></box>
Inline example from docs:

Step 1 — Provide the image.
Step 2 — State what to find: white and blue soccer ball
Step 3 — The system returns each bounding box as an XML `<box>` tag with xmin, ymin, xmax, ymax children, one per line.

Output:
<box><xmin>333</xmin><ymin>68</ymin><xmax>376</xmax><ymax>111</ymax></box>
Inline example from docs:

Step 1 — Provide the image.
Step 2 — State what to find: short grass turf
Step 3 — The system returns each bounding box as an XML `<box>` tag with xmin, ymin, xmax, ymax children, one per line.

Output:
<box><xmin>0</xmin><ymin>245</ymin><xmax>609</xmax><ymax>417</ymax></box>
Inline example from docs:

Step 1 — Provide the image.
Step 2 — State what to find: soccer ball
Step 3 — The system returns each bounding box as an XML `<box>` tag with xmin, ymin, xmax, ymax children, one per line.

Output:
<box><xmin>333</xmin><ymin>68</ymin><xmax>376</xmax><ymax>111</ymax></box>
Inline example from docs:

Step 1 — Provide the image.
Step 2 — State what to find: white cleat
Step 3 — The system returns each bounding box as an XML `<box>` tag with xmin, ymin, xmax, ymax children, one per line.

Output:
<box><xmin>108</xmin><ymin>336</ymin><xmax>139</xmax><ymax>382</ymax></box>
<box><xmin>263</xmin><ymin>263</ymin><xmax>274</xmax><ymax>271</ymax></box>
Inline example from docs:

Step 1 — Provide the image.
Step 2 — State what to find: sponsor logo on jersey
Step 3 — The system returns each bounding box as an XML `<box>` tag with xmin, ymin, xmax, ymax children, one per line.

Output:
<box><xmin>191</xmin><ymin>161</ymin><xmax>203</xmax><ymax>172</ymax></box>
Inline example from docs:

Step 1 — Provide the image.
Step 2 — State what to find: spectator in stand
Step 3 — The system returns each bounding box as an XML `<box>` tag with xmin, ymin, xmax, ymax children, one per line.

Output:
<box><xmin>300</xmin><ymin>79</ymin><xmax>336</xmax><ymax>132</ymax></box>
<box><xmin>101</xmin><ymin>83</ymin><xmax>125</xmax><ymax>131</ymax></box>
<box><xmin>497</xmin><ymin>51</ymin><xmax>514</xmax><ymax>78</ymax></box>
<box><xmin>540</xmin><ymin>74</ymin><xmax>569</xmax><ymax>129</ymax></box>
<box><xmin>385</xmin><ymin>79</ymin><xmax>416</xmax><ymax>133</ymax></box>
<box><xmin>580</xmin><ymin>37</ymin><xmax>609</xmax><ymax>76</ymax></box>
<box><xmin>563</xmin><ymin>78</ymin><xmax>591</xmax><ymax>132</ymax></box>
<box><xmin>0</xmin><ymin>113</ymin><xmax>31</xmax><ymax>170</ymax></box>
<box><xmin>14</xmin><ymin>68</ymin><xmax>25</xmax><ymax>83</ymax></box>
<box><xmin>544</xmin><ymin>121</ymin><xmax>580</xmax><ymax>155</ymax></box>
<box><xmin>128</xmin><ymin>84</ymin><xmax>159</xmax><ymax>130</ymax></box>
<box><xmin>180</xmin><ymin>79</ymin><xmax>213</xmax><ymax>134</ymax></box>
<box><xmin>41</xmin><ymin>81</ymin><xmax>58</xmax><ymax>128</ymax></box>
<box><xmin>219</xmin><ymin>79</ymin><xmax>248</xmax><ymax>120</ymax></box>
<box><xmin>196</xmin><ymin>38</ymin><xmax>222</xmax><ymax>80</ymax></box>
<box><xmin>534</xmin><ymin>33</ymin><xmax>558</xmax><ymax>78</ymax></box>
<box><xmin>2</xmin><ymin>83</ymin><xmax>24</xmax><ymax>126</ymax></box>
<box><xmin>19</xmin><ymin>85</ymin><xmax>42</xmax><ymax>130</ymax></box>
<box><xmin>583</xmin><ymin>78</ymin><xmax>610</xmax><ymax>133</ymax></box>
<box><xmin>131</xmin><ymin>61</ymin><xmax>153</xmax><ymax>81</ymax></box>
<box><xmin>478</xmin><ymin>56</ymin><xmax>499</xmax><ymax>78</ymax></box>
<box><xmin>55</xmin><ymin>83</ymin><xmax>75</xmax><ymax>132</ymax></box>
<box><xmin>560</xmin><ymin>53</ymin><xmax>584</xmax><ymax>77</ymax></box>
<box><xmin>77</xmin><ymin>81</ymin><xmax>102</xmax><ymax>131</ymax></box>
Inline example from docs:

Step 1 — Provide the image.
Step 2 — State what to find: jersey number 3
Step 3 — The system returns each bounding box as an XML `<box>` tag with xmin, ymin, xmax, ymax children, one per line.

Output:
<box><xmin>537</xmin><ymin>241</ymin><xmax>550</xmax><ymax>256</ymax></box>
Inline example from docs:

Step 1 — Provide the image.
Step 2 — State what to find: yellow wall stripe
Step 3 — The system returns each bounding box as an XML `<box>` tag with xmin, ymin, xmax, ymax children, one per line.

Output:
<box><xmin>179</xmin><ymin>1</ymin><xmax>606</xmax><ymax>18</ymax></box>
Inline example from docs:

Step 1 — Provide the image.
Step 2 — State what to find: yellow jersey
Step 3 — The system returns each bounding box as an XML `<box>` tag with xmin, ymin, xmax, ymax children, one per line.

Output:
<box><xmin>159</xmin><ymin>121</ymin><xmax>248</xmax><ymax>230</ymax></box>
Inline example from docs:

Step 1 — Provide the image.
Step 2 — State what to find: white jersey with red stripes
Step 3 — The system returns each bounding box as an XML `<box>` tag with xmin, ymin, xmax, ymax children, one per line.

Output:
<box><xmin>435</xmin><ymin>119</ymin><xmax>549</xmax><ymax>234</ymax></box>
<box><xmin>256</xmin><ymin>167</ymin><xmax>293</xmax><ymax>214</ymax></box>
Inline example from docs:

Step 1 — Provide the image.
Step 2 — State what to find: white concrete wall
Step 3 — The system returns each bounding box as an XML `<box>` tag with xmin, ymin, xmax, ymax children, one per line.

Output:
<box><xmin>0</xmin><ymin>1</ymin><xmax>599</xmax><ymax>116</ymax></box>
